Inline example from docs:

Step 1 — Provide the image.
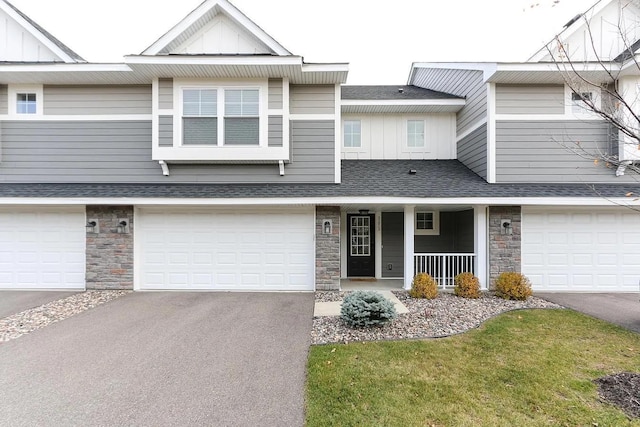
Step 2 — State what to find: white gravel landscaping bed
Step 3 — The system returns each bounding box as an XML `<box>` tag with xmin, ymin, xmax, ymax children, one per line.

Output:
<box><xmin>311</xmin><ymin>291</ymin><xmax>563</xmax><ymax>345</ymax></box>
<box><xmin>0</xmin><ymin>291</ymin><xmax>130</xmax><ymax>343</ymax></box>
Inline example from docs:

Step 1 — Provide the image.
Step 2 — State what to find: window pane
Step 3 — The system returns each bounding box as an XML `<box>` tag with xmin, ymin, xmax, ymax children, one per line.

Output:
<box><xmin>224</xmin><ymin>117</ymin><xmax>259</xmax><ymax>145</ymax></box>
<box><xmin>225</xmin><ymin>89</ymin><xmax>259</xmax><ymax>117</ymax></box>
<box><xmin>183</xmin><ymin>89</ymin><xmax>217</xmax><ymax>116</ymax></box>
<box><xmin>407</xmin><ymin>120</ymin><xmax>425</xmax><ymax>147</ymax></box>
<box><xmin>16</xmin><ymin>93</ymin><xmax>36</xmax><ymax>115</ymax></box>
<box><xmin>183</xmin><ymin>117</ymin><xmax>218</xmax><ymax>145</ymax></box>
<box><xmin>344</xmin><ymin>120</ymin><xmax>361</xmax><ymax>148</ymax></box>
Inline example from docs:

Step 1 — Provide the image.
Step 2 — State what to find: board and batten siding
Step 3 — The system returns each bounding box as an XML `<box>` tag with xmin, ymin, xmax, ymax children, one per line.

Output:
<box><xmin>0</xmin><ymin>120</ymin><xmax>334</xmax><ymax>183</ymax></box>
<box><xmin>457</xmin><ymin>123</ymin><xmax>487</xmax><ymax>179</ymax></box>
<box><xmin>158</xmin><ymin>79</ymin><xmax>173</xmax><ymax>110</ymax></box>
<box><xmin>381</xmin><ymin>212</ymin><xmax>404</xmax><ymax>278</ymax></box>
<box><xmin>341</xmin><ymin>113</ymin><xmax>456</xmax><ymax>160</ymax></box>
<box><xmin>411</xmin><ymin>68</ymin><xmax>486</xmax><ymax>135</ymax></box>
<box><xmin>290</xmin><ymin>85</ymin><xmax>335</xmax><ymax>114</ymax></box>
<box><xmin>0</xmin><ymin>85</ymin><xmax>7</xmax><ymax>115</ymax></box>
<box><xmin>43</xmin><ymin>85</ymin><xmax>152</xmax><ymax>115</ymax></box>
<box><xmin>495</xmin><ymin>120</ymin><xmax>634</xmax><ymax>183</ymax></box>
<box><xmin>495</xmin><ymin>84</ymin><xmax>564</xmax><ymax>115</ymax></box>
<box><xmin>268</xmin><ymin>78</ymin><xmax>283</xmax><ymax>110</ymax></box>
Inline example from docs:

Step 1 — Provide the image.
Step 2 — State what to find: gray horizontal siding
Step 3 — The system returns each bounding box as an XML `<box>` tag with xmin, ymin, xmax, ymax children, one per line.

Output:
<box><xmin>496</xmin><ymin>84</ymin><xmax>564</xmax><ymax>115</ymax></box>
<box><xmin>268</xmin><ymin>78</ymin><xmax>283</xmax><ymax>110</ymax></box>
<box><xmin>496</xmin><ymin>120</ymin><xmax>633</xmax><ymax>183</ymax></box>
<box><xmin>411</xmin><ymin>68</ymin><xmax>486</xmax><ymax>135</ymax></box>
<box><xmin>290</xmin><ymin>85</ymin><xmax>335</xmax><ymax>114</ymax></box>
<box><xmin>382</xmin><ymin>212</ymin><xmax>404</xmax><ymax>278</ymax></box>
<box><xmin>0</xmin><ymin>120</ymin><xmax>334</xmax><ymax>184</ymax></box>
<box><xmin>158</xmin><ymin>79</ymin><xmax>173</xmax><ymax>110</ymax></box>
<box><xmin>0</xmin><ymin>85</ymin><xmax>7</xmax><ymax>115</ymax></box>
<box><xmin>457</xmin><ymin>123</ymin><xmax>487</xmax><ymax>179</ymax></box>
<box><xmin>158</xmin><ymin>115</ymin><xmax>173</xmax><ymax>147</ymax></box>
<box><xmin>268</xmin><ymin>116</ymin><xmax>283</xmax><ymax>147</ymax></box>
<box><xmin>44</xmin><ymin>85</ymin><xmax>152</xmax><ymax>115</ymax></box>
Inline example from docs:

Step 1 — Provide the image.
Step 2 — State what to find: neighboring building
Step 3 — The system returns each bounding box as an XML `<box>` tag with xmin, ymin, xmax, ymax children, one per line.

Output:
<box><xmin>0</xmin><ymin>0</ymin><xmax>638</xmax><ymax>293</ymax></box>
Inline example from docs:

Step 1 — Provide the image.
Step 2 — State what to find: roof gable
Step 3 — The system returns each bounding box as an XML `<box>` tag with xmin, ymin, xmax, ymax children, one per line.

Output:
<box><xmin>142</xmin><ymin>0</ymin><xmax>291</xmax><ymax>56</ymax></box>
<box><xmin>0</xmin><ymin>0</ymin><xmax>84</xmax><ymax>63</ymax></box>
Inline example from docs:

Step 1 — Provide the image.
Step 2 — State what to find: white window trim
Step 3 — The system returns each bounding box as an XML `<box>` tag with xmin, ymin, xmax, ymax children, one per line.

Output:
<box><xmin>404</xmin><ymin>118</ymin><xmax>427</xmax><ymax>151</ymax></box>
<box><xmin>565</xmin><ymin>84</ymin><xmax>601</xmax><ymax>118</ymax></box>
<box><xmin>343</xmin><ymin>119</ymin><xmax>362</xmax><ymax>148</ymax></box>
<box><xmin>156</xmin><ymin>79</ymin><xmax>288</xmax><ymax>162</ymax></box>
<box><xmin>415</xmin><ymin>211</ymin><xmax>440</xmax><ymax>235</ymax></box>
<box><xmin>8</xmin><ymin>84</ymin><xmax>43</xmax><ymax>117</ymax></box>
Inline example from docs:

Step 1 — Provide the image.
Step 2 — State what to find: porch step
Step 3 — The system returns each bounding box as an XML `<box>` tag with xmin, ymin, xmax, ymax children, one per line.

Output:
<box><xmin>314</xmin><ymin>290</ymin><xmax>409</xmax><ymax>317</ymax></box>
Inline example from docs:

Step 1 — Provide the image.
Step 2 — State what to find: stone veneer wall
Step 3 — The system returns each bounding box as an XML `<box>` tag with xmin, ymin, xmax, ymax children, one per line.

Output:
<box><xmin>315</xmin><ymin>206</ymin><xmax>341</xmax><ymax>290</ymax></box>
<box><xmin>86</xmin><ymin>206</ymin><xmax>134</xmax><ymax>290</ymax></box>
<box><xmin>488</xmin><ymin>206</ymin><xmax>521</xmax><ymax>289</ymax></box>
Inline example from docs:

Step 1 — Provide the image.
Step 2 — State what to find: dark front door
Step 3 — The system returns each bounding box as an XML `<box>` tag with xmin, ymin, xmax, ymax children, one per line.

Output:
<box><xmin>347</xmin><ymin>214</ymin><xmax>375</xmax><ymax>277</ymax></box>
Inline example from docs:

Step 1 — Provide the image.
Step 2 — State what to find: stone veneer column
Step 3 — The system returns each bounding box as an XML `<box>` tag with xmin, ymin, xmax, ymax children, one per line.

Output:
<box><xmin>315</xmin><ymin>206</ymin><xmax>341</xmax><ymax>291</ymax></box>
<box><xmin>488</xmin><ymin>206</ymin><xmax>521</xmax><ymax>289</ymax></box>
<box><xmin>86</xmin><ymin>206</ymin><xmax>134</xmax><ymax>290</ymax></box>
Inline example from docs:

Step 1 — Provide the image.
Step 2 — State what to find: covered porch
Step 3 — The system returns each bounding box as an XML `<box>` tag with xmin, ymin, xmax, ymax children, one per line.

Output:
<box><xmin>338</xmin><ymin>204</ymin><xmax>488</xmax><ymax>290</ymax></box>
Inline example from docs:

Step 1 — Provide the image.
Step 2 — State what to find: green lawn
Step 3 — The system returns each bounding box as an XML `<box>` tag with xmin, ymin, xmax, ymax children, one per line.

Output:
<box><xmin>306</xmin><ymin>309</ymin><xmax>640</xmax><ymax>427</ymax></box>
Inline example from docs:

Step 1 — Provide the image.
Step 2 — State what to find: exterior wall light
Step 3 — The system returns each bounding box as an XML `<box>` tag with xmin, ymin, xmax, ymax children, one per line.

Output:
<box><xmin>86</xmin><ymin>219</ymin><xmax>99</xmax><ymax>234</ymax></box>
<box><xmin>322</xmin><ymin>219</ymin><xmax>333</xmax><ymax>235</ymax></box>
<box><xmin>117</xmin><ymin>219</ymin><xmax>130</xmax><ymax>234</ymax></box>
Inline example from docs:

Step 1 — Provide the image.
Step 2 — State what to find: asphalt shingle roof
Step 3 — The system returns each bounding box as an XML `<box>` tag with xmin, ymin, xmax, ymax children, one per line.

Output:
<box><xmin>0</xmin><ymin>160</ymin><xmax>637</xmax><ymax>200</ymax></box>
<box><xmin>341</xmin><ymin>85</ymin><xmax>461</xmax><ymax>101</ymax></box>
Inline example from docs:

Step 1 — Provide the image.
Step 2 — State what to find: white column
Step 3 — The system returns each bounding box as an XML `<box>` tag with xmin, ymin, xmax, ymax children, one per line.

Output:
<box><xmin>474</xmin><ymin>205</ymin><xmax>488</xmax><ymax>290</ymax></box>
<box><xmin>403</xmin><ymin>205</ymin><xmax>415</xmax><ymax>290</ymax></box>
<box><xmin>375</xmin><ymin>211</ymin><xmax>383</xmax><ymax>279</ymax></box>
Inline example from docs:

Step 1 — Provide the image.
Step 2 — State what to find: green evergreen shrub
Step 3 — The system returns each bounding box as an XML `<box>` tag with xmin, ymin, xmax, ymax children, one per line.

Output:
<box><xmin>340</xmin><ymin>291</ymin><xmax>397</xmax><ymax>328</ymax></box>
<box><xmin>495</xmin><ymin>272</ymin><xmax>533</xmax><ymax>300</ymax></box>
<box><xmin>454</xmin><ymin>272</ymin><xmax>481</xmax><ymax>299</ymax></box>
<box><xmin>409</xmin><ymin>273</ymin><xmax>438</xmax><ymax>299</ymax></box>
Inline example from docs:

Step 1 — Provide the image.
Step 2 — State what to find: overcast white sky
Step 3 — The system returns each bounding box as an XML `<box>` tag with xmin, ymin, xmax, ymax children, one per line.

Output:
<box><xmin>10</xmin><ymin>0</ymin><xmax>590</xmax><ymax>84</ymax></box>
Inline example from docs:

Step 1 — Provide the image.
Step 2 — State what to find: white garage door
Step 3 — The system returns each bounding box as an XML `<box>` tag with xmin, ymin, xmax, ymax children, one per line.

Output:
<box><xmin>0</xmin><ymin>207</ymin><xmax>85</xmax><ymax>290</ymax></box>
<box><xmin>522</xmin><ymin>207</ymin><xmax>640</xmax><ymax>292</ymax></box>
<box><xmin>137</xmin><ymin>207</ymin><xmax>315</xmax><ymax>291</ymax></box>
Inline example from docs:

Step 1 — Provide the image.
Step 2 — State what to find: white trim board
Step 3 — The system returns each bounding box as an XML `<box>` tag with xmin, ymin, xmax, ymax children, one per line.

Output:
<box><xmin>0</xmin><ymin>115</ymin><xmax>153</xmax><ymax>121</ymax></box>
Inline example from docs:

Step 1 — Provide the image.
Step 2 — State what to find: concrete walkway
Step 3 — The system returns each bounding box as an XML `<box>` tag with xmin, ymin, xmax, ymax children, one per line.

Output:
<box><xmin>537</xmin><ymin>293</ymin><xmax>640</xmax><ymax>333</ymax></box>
<box><xmin>0</xmin><ymin>292</ymin><xmax>314</xmax><ymax>427</ymax></box>
<box><xmin>314</xmin><ymin>290</ymin><xmax>409</xmax><ymax>317</ymax></box>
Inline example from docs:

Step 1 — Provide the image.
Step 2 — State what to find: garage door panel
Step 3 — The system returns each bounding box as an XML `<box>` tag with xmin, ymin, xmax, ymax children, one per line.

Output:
<box><xmin>523</xmin><ymin>207</ymin><xmax>640</xmax><ymax>291</ymax></box>
<box><xmin>138</xmin><ymin>208</ymin><xmax>314</xmax><ymax>291</ymax></box>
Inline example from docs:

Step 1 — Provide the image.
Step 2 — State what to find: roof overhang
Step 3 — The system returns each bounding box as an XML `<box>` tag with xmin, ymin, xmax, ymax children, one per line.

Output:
<box><xmin>124</xmin><ymin>55</ymin><xmax>348</xmax><ymax>84</ymax></box>
<box><xmin>0</xmin><ymin>63</ymin><xmax>144</xmax><ymax>84</ymax></box>
<box><xmin>486</xmin><ymin>62</ymin><xmax>620</xmax><ymax>84</ymax></box>
<box><xmin>341</xmin><ymin>99</ymin><xmax>465</xmax><ymax>114</ymax></box>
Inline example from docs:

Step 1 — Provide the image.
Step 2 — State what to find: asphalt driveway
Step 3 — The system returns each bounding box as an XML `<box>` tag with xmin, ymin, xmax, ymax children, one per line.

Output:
<box><xmin>0</xmin><ymin>291</ymin><xmax>79</xmax><ymax>318</ymax></box>
<box><xmin>0</xmin><ymin>292</ymin><xmax>314</xmax><ymax>427</ymax></box>
<box><xmin>537</xmin><ymin>293</ymin><xmax>640</xmax><ymax>333</ymax></box>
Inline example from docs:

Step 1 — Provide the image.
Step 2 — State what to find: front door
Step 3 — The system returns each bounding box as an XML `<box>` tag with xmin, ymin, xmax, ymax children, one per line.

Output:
<box><xmin>347</xmin><ymin>214</ymin><xmax>375</xmax><ymax>277</ymax></box>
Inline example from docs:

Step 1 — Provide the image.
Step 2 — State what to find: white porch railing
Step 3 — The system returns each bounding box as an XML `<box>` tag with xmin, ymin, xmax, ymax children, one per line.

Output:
<box><xmin>414</xmin><ymin>253</ymin><xmax>476</xmax><ymax>289</ymax></box>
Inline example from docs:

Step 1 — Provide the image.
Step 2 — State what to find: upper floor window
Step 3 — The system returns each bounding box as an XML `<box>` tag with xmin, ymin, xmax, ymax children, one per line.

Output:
<box><xmin>16</xmin><ymin>93</ymin><xmax>37</xmax><ymax>114</ymax></box>
<box><xmin>571</xmin><ymin>91</ymin><xmax>592</xmax><ymax>114</ymax></box>
<box><xmin>415</xmin><ymin>211</ymin><xmax>440</xmax><ymax>235</ymax></box>
<box><xmin>181</xmin><ymin>86</ymin><xmax>260</xmax><ymax>146</ymax></box>
<box><xmin>343</xmin><ymin>120</ymin><xmax>361</xmax><ymax>148</ymax></box>
<box><xmin>407</xmin><ymin>120</ymin><xmax>425</xmax><ymax>147</ymax></box>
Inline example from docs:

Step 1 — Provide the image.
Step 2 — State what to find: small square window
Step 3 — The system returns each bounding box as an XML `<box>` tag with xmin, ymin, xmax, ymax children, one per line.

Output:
<box><xmin>344</xmin><ymin>120</ymin><xmax>361</xmax><ymax>148</ymax></box>
<box><xmin>407</xmin><ymin>120</ymin><xmax>425</xmax><ymax>147</ymax></box>
<box><xmin>415</xmin><ymin>211</ymin><xmax>440</xmax><ymax>235</ymax></box>
<box><xmin>571</xmin><ymin>91</ymin><xmax>592</xmax><ymax>113</ymax></box>
<box><xmin>17</xmin><ymin>93</ymin><xmax>37</xmax><ymax>114</ymax></box>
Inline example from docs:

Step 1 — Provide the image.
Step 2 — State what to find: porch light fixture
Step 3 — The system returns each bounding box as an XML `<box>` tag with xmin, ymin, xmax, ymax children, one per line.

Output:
<box><xmin>86</xmin><ymin>219</ymin><xmax>99</xmax><ymax>234</ymax></box>
<box><xmin>116</xmin><ymin>219</ymin><xmax>129</xmax><ymax>234</ymax></box>
<box><xmin>322</xmin><ymin>219</ymin><xmax>333</xmax><ymax>235</ymax></box>
<box><xmin>358</xmin><ymin>209</ymin><xmax>369</xmax><ymax>215</ymax></box>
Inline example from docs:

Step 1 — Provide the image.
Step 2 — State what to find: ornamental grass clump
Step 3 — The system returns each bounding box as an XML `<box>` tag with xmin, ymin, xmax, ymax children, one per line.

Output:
<box><xmin>409</xmin><ymin>273</ymin><xmax>438</xmax><ymax>299</ymax></box>
<box><xmin>495</xmin><ymin>272</ymin><xmax>533</xmax><ymax>301</ymax></box>
<box><xmin>454</xmin><ymin>272</ymin><xmax>481</xmax><ymax>299</ymax></box>
<box><xmin>340</xmin><ymin>291</ymin><xmax>397</xmax><ymax>328</ymax></box>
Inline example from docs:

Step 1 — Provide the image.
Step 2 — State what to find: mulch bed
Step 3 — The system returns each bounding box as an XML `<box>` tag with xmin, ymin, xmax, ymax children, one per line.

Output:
<box><xmin>594</xmin><ymin>372</ymin><xmax>640</xmax><ymax>419</ymax></box>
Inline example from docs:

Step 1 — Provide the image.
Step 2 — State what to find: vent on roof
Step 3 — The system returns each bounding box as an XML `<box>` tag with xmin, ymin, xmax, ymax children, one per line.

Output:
<box><xmin>398</xmin><ymin>88</ymin><xmax>404</xmax><ymax>93</ymax></box>
<box><xmin>563</xmin><ymin>14</ymin><xmax>581</xmax><ymax>28</ymax></box>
